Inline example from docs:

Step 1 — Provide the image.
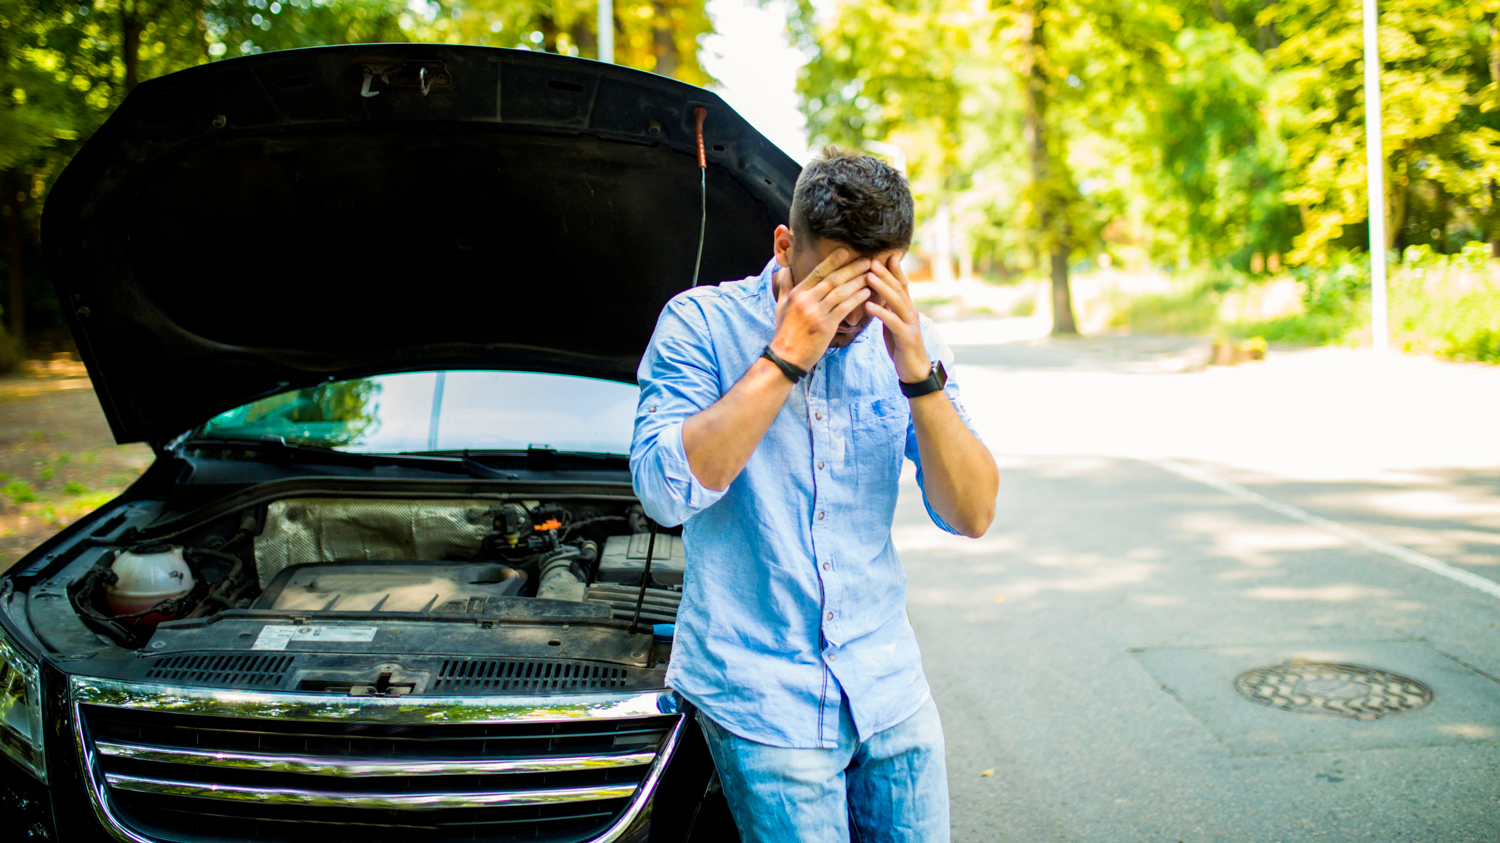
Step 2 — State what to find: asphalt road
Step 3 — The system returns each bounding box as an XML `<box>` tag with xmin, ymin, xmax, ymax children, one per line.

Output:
<box><xmin>899</xmin><ymin>326</ymin><xmax>1500</xmax><ymax>841</ymax></box>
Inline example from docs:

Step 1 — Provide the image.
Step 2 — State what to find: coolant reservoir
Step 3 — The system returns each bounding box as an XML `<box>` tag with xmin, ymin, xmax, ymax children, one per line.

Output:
<box><xmin>105</xmin><ymin>547</ymin><xmax>193</xmax><ymax>615</ymax></box>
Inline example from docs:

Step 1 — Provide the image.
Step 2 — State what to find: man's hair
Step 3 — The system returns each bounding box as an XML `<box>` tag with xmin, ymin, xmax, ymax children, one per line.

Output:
<box><xmin>789</xmin><ymin>147</ymin><xmax>914</xmax><ymax>255</ymax></box>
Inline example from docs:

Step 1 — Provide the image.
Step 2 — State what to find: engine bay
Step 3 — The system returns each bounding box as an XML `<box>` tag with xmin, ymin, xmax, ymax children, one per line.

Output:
<box><xmin>60</xmin><ymin>496</ymin><xmax>685</xmax><ymax>651</ymax></box>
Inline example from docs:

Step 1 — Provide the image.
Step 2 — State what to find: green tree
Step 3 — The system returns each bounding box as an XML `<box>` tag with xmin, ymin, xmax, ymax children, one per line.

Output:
<box><xmin>1268</xmin><ymin>0</ymin><xmax>1500</xmax><ymax>264</ymax></box>
<box><xmin>1135</xmin><ymin>21</ymin><xmax>1299</xmax><ymax>271</ymax></box>
<box><xmin>1</xmin><ymin>0</ymin><xmax>714</xmax><ymax>357</ymax></box>
<box><xmin>793</xmin><ymin>0</ymin><xmax>1177</xmax><ymax>334</ymax></box>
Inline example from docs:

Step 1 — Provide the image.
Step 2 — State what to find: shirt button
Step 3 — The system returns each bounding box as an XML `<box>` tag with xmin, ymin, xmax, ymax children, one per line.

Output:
<box><xmin>817</xmin><ymin>511</ymin><xmax>826</xmax><ymax>520</ymax></box>
<box><xmin>815</xmin><ymin>411</ymin><xmax>822</xmax><ymax>420</ymax></box>
<box><xmin>822</xmin><ymin>562</ymin><xmax>830</xmax><ymax>571</ymax></box>
<box><xmin>817</xmin><ymin>461</ymin><xmax>825</xmax><ymax>469</ymax></box>
<box><xmin>827</xmin><ymin>653</ymin><xmax>836</xmax><ymax>661</ymax></box>
<box><xmin>826</xmin><ymin>611</ymin><xmax>834</xmax><ymax>620</ymax></box>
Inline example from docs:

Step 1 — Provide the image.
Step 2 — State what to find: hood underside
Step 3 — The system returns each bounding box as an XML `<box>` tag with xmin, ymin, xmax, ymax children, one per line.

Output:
<box><xmin>44</xmin><ymin>44</ymin><xmax>799</xmax><ymax>446</ymax></box>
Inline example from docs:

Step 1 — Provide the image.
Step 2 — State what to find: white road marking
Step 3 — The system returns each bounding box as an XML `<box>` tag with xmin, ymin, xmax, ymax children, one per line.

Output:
<box><xmin>1151</xmin><ymin>457</ymin><xmax>1500</xmax><ymax>602</ymax></box>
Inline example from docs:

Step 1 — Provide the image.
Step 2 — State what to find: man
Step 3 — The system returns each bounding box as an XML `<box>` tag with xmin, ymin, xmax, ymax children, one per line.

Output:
<box><xmin>630</xmin><ymin>148</ymin><xmax>998</xmax><ymax>842</ymax></box>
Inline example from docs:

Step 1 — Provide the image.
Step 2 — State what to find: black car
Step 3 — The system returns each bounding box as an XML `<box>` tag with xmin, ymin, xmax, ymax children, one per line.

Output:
<box><xmin>0</xmin><ymin>43</ymin><xmax>799</xmax><ymax>843</ymax></box>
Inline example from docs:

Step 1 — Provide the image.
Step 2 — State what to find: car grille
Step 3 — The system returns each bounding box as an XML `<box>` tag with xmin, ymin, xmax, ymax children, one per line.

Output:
<box><xmin>78</xmin><ymin>697</ymin><xmax>680</xmax><ymax>843</ymax></box>
<box><xmin>432</xmin><ymin>659</ymin><xmax>633</xmax><ymax>694</ymax></box>
<box><xmin>142</xmin><ymin>653</ymin><xmax>295</xmax><ymax>689</ymax></box>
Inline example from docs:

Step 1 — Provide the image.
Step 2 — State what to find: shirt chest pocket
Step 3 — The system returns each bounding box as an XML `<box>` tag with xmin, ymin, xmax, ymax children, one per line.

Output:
<box><xmin>849</xmin><ymin>399</ymin><xmax>908</xmax><ymax>485</ymax></box>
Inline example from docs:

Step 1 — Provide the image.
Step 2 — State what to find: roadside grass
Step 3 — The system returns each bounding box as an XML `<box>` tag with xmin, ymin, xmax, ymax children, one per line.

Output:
<box><xmin>3</xmin><ymin>453</ymin><xmax>124</xmax><ymax>525</ymax></box>
<box><xmin>1386</xmin><ymin>244</ymin><xmax>1500</xmax><ymax>361</ymax></box>
<box><xmin>0</xmin><ymin>383</ymin><xmax>153</xmax><ymax>570</ymax></box>
<box><xmin>1108</xmin><ymin>242</ymin><xmax>1500</xmax><ymax>364</ymax></box>
<box><xmin>1107</xmin><ymin>287</ymin><xmax>1220</xmax><ymax>335</ymax></box>
<box><xmin>915</xmin><ymin>296</ymin><xmax>957</xmax><ymax>309</ymax></box>
<box><xmin>0</xmin><ymin>441</ymin><xmax>149</xmax><ymax>566</ymax></box>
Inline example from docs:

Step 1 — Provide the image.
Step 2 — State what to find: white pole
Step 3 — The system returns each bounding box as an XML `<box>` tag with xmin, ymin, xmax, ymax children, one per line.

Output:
<box><xmin>598</xmin><ymin>0</ymin><xmax>614</xmax><ymax>64</ymax></box>
<box><xmin>1363</xmin><ymin>0</ymin><xmax>1387</xmax><ymax>352</ymax></box>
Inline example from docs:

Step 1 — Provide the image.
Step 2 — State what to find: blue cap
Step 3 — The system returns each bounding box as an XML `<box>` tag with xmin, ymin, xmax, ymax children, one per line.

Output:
<box><xmin>652</xmin><ymin>623</ymin><xmax>675</xmax><ymax>642</ymax></box>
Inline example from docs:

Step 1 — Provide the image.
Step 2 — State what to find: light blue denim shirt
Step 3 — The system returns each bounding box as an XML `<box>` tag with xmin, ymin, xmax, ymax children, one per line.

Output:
<box><xmin>630</xmin><ymin>258</ymin><xmax>981</xmax><ymax>749</ymax></box>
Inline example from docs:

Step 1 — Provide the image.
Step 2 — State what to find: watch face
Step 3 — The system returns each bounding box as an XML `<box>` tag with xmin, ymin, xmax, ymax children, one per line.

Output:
<box><xmin>900</xmin><ymin>361</ymin><xmax>947</xmax><ymax>397</ymax></box>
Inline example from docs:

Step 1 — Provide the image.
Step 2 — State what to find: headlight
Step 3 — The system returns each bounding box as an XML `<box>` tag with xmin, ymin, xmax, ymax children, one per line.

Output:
<box><xmin>0</xmin><ymin>627</ymin><xmax>45</xmax><ymax>782</ymax></box>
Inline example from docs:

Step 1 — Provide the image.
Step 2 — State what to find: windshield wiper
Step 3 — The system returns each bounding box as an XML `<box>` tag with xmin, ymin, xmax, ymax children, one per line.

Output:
<box><xmin>181</xmin><ymin>437</ymin><xmax>520</xmax><ymax>479</ymax></box>
<box><xmin>408</xmin><ymin>447</ymin><xmax>630</xmax><ymax>470</ymax></box>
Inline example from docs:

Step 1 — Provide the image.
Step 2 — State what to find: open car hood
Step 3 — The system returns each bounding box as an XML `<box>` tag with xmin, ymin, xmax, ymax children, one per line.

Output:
<box><xmin>43</xmin><ymin>44</ymin><xmax>799</xmax><ymax>447</ymax></box>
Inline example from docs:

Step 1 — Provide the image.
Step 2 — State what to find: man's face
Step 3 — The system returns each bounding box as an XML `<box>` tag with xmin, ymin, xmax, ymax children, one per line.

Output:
<box><xmin>776</xmin><ymin>227</ymin><xmax>903</xmax><ymax>348</ymax></box>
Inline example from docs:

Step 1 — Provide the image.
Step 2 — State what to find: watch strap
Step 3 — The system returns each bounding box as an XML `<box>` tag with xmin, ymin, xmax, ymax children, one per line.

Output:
<box><xmin>760</xmin><ymin>345</ymin><xmax>808</xmax><ymax>384</ymax></box>
<box><xmin>899</xmin><ymin>361</ymin><xmax>947</xmax><ymax>398</ymax></box>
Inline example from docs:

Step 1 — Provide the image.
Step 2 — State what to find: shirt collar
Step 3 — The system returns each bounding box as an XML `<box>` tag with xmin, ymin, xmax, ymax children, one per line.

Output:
<box><xmin>757</xmin><ymin>257</ymin><xmax>781</xmax><ymax>314</ymax></box>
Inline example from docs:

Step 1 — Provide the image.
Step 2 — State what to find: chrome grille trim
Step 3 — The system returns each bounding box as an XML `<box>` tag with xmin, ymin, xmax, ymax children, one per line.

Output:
<box><xmin>72</xmin><ymin>676</ymin><xmax>673</xmax><ymax>723</ymax></box>
<box><xmin>71</xmin><ymin>676</ymin><xmax>684</xmax><ymax>843</ymax></box>
<box><xmin>105</xmin><ymin>773</ymin><xmax>640</xmax><ymax>808</ymax></box>
<box><xmin>95</xmin><ymin>740</ymin><xmax>657</xmax><ymax>777</ymax></box>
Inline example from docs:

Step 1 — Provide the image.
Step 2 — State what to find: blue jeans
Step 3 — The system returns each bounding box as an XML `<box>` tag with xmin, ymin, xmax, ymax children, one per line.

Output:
<box><xmin>696</xmin><ymin>697</ymin><xmax>950</xmax><ymax>843</ymax></box>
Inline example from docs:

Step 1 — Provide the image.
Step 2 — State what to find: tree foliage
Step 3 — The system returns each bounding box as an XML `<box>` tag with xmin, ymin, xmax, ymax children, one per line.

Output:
<box><xmin>789</xmin><ymin>0</ymin><xmax>1500</xmax><ymax>334</ymax></box>
<box><xmin>1270</xmin><ymin>0</ymin><xmax>1500</xmax><ymax>263</ymax></box>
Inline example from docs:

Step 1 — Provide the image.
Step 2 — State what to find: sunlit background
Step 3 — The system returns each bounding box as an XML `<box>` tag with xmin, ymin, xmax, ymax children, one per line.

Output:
<box><xmin>4</xmin><ymin>3</ymin><xmax>1498</xmax><ymax>570</ymax></box>
<box><xmin>3</xmin><ymin>0</ymin><xmax>1499</xmax><ymax>581</ymax></box>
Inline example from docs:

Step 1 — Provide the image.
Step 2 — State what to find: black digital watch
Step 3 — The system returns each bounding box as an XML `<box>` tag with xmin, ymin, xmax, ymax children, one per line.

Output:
<box><xmin>899</xmin><ymin>361</ymin><xmax>948</xmax><ymax>399</ymax></box>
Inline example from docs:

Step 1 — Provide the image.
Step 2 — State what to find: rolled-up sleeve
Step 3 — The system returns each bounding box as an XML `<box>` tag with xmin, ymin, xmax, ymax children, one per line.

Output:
<box><xmin>906</xmin><ymin>318</ymin><xmax>985</xmax><ymax>534</ymax></box>
<box><xmin>630</xmin><ymin>295</ymin><xmax>730</xmax><ymax>527</ymax></box>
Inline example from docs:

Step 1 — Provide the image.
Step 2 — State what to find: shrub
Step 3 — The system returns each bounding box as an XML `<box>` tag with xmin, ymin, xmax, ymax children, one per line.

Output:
<box><xmin>4</xmin><ymin>481</ymin><xmax>36</xmax><ymax>504</ymax></box>
<box><xmin>1109</xmin><ymin>243</ymin><xmax>1500</xmax><ymax>363</ymax></box>
<box><xmin>1388</xmin><ymin>243</ymin><xmax>1500</xmax><ymax>363</ymax></box>
<box><xmin>1108</xmin><ymin>287</ymin><xmax>1220</xmax><ymax>334</ymax></box>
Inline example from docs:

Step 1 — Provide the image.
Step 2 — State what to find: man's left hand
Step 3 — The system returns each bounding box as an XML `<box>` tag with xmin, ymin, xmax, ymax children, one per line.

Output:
<box><xmin>863</xmin><ymin>253</ymin><xmax>932</xmax><ymax>384</ymax></box>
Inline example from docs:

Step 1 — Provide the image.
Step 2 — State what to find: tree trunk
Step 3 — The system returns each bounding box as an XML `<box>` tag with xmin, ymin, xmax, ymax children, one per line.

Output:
<box><xmin>1489</xmin><ymin>14</ymin><xmax>1500</xmax><ymax>255</ymax></box>
<box><xmin>1050</xmin><ymin>241</ymin><xmax>1076</xmax><ymax>333</ymax></box>
<box><xmin>571</xmin><ymin>19</ymin><xmax>597</xmax><ymax>60</ymax></box>
<box><xmin>4</xmin><ymin>169</ymin><xmax>23</xmax><ymax>347</ymax></box>
<box><xmin>122</xmin><ymin>0</ymin><xmax>144</xmax><ymax>92</ymax></box>
<box><xmin>652</xmin><ymin>1</ymin><xmax>678</xmax><ymax>78</ymax></box>
<box><xmin>1258</xmin><ymin>0</ymin><xmax>1281</xmax><ymax>53</ymax></box>
<box><xmin>934</xmin><ymin>201</ymin><xmax>954</xmax><ymax>285</ymax></box>
<box><xmin>538</xmin><ymin>13</ymin><xmax>559</xmax><ymax>53</ymax></box>
<box><xmin>1021</xmin><ymin>1</ymin><xmax>1077</xmax><ymax>335</ymax></box>
<box><xmin>196</xmin><ymin>3</ymin><xmax>212</xmax><ymax>59</ymax></box>
<box><xmin>1210</xmin><ymin>0</ymin><xmax>1227</xmax><ymax>24</ymax></box>
<box><xmin>1388</xmin><ymin>153</ymin><xmax>1407</xmax><ymax>254</ymax></box>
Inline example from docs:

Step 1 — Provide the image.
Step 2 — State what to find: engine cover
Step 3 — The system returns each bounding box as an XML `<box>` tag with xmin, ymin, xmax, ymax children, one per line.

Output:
<box><xmin>253</xmin><ymin>562</ymin><xmax>526</xmax><ymax>613</ymax></box>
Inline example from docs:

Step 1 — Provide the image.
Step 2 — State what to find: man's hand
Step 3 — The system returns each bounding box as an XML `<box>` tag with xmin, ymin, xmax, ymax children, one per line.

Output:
<box><xmin>680</xmin><ymin>249</ymin><xmax>870</xmax><ymax>492</ymax></box>
<box><xmin>863</xmin><ymin>253</ymin><xmax>932</xmax><ymax>383</ymax></box>
<box><xmin>768</xmin><ymin>249</ymin><xmax>874</xmax><ymax>370</ymax></box>
<box><xmin>863</xmin><ymin>252</ymin><xmax>996</xmax><ymax>536</ymax></box>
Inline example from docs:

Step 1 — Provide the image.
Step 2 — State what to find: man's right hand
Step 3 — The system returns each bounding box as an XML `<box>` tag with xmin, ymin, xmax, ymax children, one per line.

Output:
<box><xmin>768</xmin><ymin>250</ymin><xmax>873</xmax><ymax>370</ymax></box>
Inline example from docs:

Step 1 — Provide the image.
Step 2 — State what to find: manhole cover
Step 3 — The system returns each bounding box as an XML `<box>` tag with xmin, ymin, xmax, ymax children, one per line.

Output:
<box><xmin>1234</xmin><ymin>661</ymin><xmax>1433</xmax><ymax>720</ymax></box>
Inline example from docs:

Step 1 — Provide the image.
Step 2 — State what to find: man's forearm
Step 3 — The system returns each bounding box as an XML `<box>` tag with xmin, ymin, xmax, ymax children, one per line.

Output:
<box><xmin>682</xmin><ymin>359</ymin><xmax>796</xmax><ymax>491</ymax></box>
<box><xmin>910</xmin><ymin>391</ymin><xmax>997</xmax><ymax>537</ymax></box>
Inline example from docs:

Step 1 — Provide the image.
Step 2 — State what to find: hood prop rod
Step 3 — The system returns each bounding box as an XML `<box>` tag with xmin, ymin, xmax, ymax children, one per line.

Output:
<box><xmin>691</xmin><ymin>106</ymin><xmax>708</xmax><ymax>287</ymax></box>
<box><xmin>628</xmin><ymin>520</ymin><xmax>658</xmax><ymax>634</ymax></box>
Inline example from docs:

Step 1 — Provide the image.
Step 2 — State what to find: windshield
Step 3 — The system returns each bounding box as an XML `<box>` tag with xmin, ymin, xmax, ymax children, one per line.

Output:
<box><xmin>197</xmin><ymin>371</ymin><xmax>639</xmax><ymax>455</ymax></box>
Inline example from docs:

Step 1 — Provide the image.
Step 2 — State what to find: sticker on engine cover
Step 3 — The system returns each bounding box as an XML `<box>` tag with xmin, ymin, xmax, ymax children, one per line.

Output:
<box><xmin>253</xmin><ymin>625</ymin><xmax>378</xmax><ymax>651</ymax></box>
